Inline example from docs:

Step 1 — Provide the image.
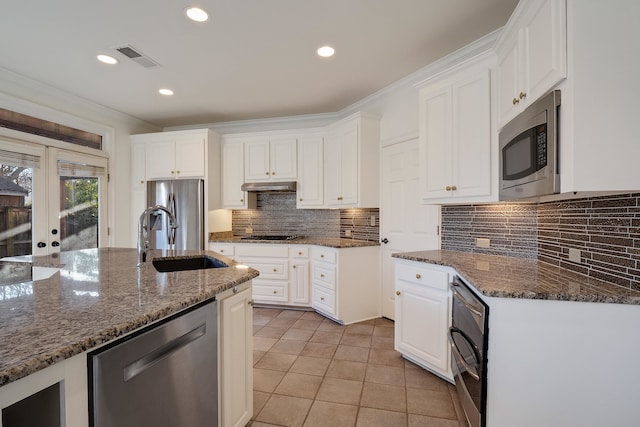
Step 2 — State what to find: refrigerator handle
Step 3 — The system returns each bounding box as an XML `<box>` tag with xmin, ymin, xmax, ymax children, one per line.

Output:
<box><xmin>167</xmin><ymin>192</ymin><xmax>177</xmax><ymax>247</ymax></box>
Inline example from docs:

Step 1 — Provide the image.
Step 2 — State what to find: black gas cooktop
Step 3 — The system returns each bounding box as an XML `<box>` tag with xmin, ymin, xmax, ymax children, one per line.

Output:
<box><xmin>239</xmin><ymin>235</ymin><xmax>302</xmax><ymax>241</ymax></box>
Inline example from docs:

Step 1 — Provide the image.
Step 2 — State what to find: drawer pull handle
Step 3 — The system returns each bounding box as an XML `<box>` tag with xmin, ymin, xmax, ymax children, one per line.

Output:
<box><xmin>337</xmin><ymin>196</ymin><xmax>343</xmax><ymax>201</ymax></box>
<box><xmin>446</xmin><ymin>186</ymin><xmax>451</xmax><ymax>191</ymax></box>
<box><xmin>240</xmin><ymin>199</ymin><xmax>244</xmax><ymax>203</ymax></box>
<box><xmin>298</xmin><ymin>252</ymin><xmax>302</xmax><ymax>255</ymax></box>
<box><xmin>451</xmin><ymin>185</ymin><xmax>457</xmax><ymax>191</ymax></box>
<box><xmin>513</xmin><ymin>97</ymin><xmax>519</xmax><ymax>105</ymax></box>
<box><xmin>320</xmin><ymin>254</ymin><xmax>324</xmax><ymax>258</ymax></box>
<box><xmin>265</xmin><ymin>172</ymin><xmax>270</xmax><ymax>175</ymax></box>
<box><xmin>220</xmin><ymin>249</ymin><xmax>224</xmax><ymax>253</ymax></box>
<box><xmin>320</xmin><ymin>274</ymin><xmax>324</xmax><ymax>278</ymax></box>
<box><xmin>396</xmin><ymin>291</ymin><xmax>401</xmax><ymax>296</ymax></box>
<box><xmin>273</xmin><ymin>268</ymin><xmax>277</xmax><ymax>272</ymax></box>
<box><xmin>292</xmin><ymin>265</ymin><xmax>296</xmax><ymax>269</ymax></box>
<box><xmin>519</xmin><ymin>91</ymin><xmax>527</xmax><ymax>100</ymax></box>
<box><xmin>273</xmin><ymin>290</ymin><xmax>277</xmax><ymax>294</ymax></box>
<box><xmin>320</xmin><ymin>297</ymin><xmax>325</xmax><ymax>301</ymax></box>
<box><xmin>416</xmin><ymin>274</ymin><xmax>421</xmax><ymax>279</ymax></box>
<box><xmin>248</xmin><ymin>300</ymin><xmax>254</xmax><ymax>306</ymax></box>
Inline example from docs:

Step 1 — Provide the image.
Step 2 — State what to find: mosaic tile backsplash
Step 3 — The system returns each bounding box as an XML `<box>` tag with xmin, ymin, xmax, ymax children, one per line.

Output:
<box><xmin>232</xmin><ymin>193</ymin><xmax>380</xmax><ymax>242</ymax></box>
<box><xmin>442</xmin><ymin>193</ymin><xmax>640</xmax><ymax>290</ymax></box>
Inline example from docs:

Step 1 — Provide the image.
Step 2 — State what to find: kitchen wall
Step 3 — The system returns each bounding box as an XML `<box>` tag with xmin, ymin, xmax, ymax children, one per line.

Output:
<box><xmin>441</xmin><ymin>192</ymin><xmax>640</xmax><ymax>290</ymax></box>
<box><xmin>231</xmin><ymin>192</ymin><xmax>380</xmax><ymax>242</ymax></box>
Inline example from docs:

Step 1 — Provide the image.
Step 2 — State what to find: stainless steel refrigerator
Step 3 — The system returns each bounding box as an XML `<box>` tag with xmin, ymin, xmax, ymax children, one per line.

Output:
<box><xmin>146</xmin><ymin>179</ymin><xmax>204</xmax><ymax>250</ymax></box>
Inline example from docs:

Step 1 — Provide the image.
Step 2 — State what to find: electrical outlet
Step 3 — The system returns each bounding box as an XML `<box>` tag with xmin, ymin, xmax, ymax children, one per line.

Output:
<box><xmin>245</xmin><ymin>227</ymin><xmax>253</xmax><ymax>234</ymax></box>
<box><xmin>568</xmin><ymin>248</ymin><xmax>581</xmax><ymax>263</ymax></box>
<box><xmin>476</xmin><ymin>238</ymin><xmax>490</xmax><ymax>248</ymax></box>
<box><xmin>370</xmin><ymin>215</ymin><xmax>376</xmax><ymax>226</ymax></box>
<box><xmin>345</xmin><ymin>229</ymin><xmax>352</xmax><ymax>237</ymax></box>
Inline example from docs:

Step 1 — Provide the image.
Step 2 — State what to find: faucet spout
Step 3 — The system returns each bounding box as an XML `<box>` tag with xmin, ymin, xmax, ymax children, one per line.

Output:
<box><xmin>137</xmin><ymin>205</ymin><xmax>178</xmax><ymax>267</ymax></box>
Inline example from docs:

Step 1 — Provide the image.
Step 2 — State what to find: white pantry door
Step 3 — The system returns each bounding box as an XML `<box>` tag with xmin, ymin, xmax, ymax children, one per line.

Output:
<box><xmin>380</xmin><ymin>139</ymin><xmax>440</xmax><ymax>320</ymax></box>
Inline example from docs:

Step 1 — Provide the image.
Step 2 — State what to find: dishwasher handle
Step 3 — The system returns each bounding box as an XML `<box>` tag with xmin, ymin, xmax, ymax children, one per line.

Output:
<box><xmin>123</xmin><ymin>323</ymin><xmax>206</xmax><ymax>382</ymax></box>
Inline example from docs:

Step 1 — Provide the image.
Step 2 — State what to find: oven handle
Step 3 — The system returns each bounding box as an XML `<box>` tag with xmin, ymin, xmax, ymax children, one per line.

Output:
<box><xmin>451</xmin><ymin>281</ymin><xmax>484</xmax><ymax>317</ymax></box>
<box><xmin>448</xmin><ymin>327</ymin><xmax>481</xmax><ymax>381</ymax></box>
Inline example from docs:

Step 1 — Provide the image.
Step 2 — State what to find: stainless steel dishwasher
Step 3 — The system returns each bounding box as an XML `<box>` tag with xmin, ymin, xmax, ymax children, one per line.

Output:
<box><xmin>88</xmin><ymin>301</ymin><xmax>218</xmax><ymax>427</ymax></box>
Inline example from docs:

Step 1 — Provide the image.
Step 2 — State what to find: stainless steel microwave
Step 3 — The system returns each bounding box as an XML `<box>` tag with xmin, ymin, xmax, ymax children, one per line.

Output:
<box><xmin>499</xmin><ymin>90</ymin><xmax>561</xmax><ymax>200</ymax></box>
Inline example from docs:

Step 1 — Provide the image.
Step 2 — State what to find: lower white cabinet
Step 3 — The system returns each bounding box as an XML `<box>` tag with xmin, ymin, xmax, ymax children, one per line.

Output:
<box><xmin>234</xmin><ymin>244</ymin><xmax>311</xmax><ymax>307</ymax></box>
<box><xmin>311</xmin><ymin>246</ymin><xmax>380</xmax><ymax>325</ymax></box>
<box><xmin>218</xmin><ymin>283</ymin><xmax>253</xmax><ymax>427</ymax></box>
<box><xmin>394</xmin><ymin>260</ymin><xmax>453</xmax><ymax>381</ymax></box>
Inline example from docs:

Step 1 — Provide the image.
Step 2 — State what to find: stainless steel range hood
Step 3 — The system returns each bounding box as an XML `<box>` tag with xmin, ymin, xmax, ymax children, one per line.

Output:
<box><xmin>240</xmin><ymin>181</ymin><xmax>297</xmax><ymax>192</ymax></box>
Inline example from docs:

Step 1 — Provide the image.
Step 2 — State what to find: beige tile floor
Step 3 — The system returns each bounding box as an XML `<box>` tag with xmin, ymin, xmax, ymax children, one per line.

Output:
<box><xmin>249</xmin><ymin>307</ymin><xmax>467</xmax><ymax>427</ymax></box>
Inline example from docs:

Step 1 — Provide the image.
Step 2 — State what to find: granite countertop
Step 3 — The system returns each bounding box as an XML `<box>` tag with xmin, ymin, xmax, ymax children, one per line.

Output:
<box><xmin>393</xmin><ymin>250</ymin><xmax>640</xmax><ymax>305</ymax></box>
<box><xmin>209</xmin><ymin>235</ymin><xmax>380</xmax><ymax>248</ymax></box>
<box><xmin>0</xmin><ymin>247</ymin><xmax>259</xmax><ymax>387</ymax></box>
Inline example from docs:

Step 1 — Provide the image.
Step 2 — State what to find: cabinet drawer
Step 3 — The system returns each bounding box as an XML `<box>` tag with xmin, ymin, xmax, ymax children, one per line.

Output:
<box><xmin>242</xmin><ymin>258</ymin><xmax>289</xmax><ymax>280</ymax></box>
<box><xmin>396</xmin><ymin>263</ymin><xmax>450</xmax><ymax>291</ymax></box>
<box><xmin>312</xmin><ymin>264</ymin><xmax>336</xmax><ymax>290</ymax></box>
<box><xmin>253</xmin><ymin>280</ymin><xmax>289</xmax><ymax>303</ymax></box>
<box><xmin>312</xmin><ymin>285</ymin><xmax>336</xmax><ymax>316</ymax></box>
<box><xmin>312</xmin><ymin>247</ymin><xmax>337</xmax><ymax>264</ymax></box>
<box><xmin>291</xmin><ymin>246</ymin><xmax>309</xmax><ymax>258</ymax></box>
<box><xmin>209</xmin><ymin>244</ymin><xmax>235</xmax><ymax>257</ymax></box>
<box><xmin>236</xmin><ymin>244</ymin><xmax>289</xmax><ymax>258</ymax></box>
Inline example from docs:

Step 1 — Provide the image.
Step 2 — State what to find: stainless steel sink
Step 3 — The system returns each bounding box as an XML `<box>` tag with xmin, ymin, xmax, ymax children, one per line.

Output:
<box><xmin>152</xmin><ymin>255</ymin><xmax>227</xmax><ymax>272</ymax></box>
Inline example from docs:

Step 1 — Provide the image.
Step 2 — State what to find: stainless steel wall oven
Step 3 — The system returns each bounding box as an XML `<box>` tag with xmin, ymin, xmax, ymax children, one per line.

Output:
<box><xmin>449</xmin><ymin>278</ymin><xmax>489</xmax><ymax>427</ymax></box>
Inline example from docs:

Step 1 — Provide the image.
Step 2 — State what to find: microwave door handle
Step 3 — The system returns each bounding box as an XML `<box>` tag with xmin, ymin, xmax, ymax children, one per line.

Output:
<box><xmin>448</xmin><ymin>327</ymin><xmax>481</xmax><ymax>381</ymax></box>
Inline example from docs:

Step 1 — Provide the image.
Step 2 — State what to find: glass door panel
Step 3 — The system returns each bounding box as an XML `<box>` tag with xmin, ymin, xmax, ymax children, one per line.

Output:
<box><xmin>59</xmin><ymin>176</ymin><xmax>99</xmax><ymax>251</ymax></box>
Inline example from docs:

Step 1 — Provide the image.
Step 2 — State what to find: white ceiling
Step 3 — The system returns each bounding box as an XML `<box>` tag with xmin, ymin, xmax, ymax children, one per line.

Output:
<box><xmin>0</xmin><ymin>0</ymin><xmax>518</xmax><ymax>128</ymax></box>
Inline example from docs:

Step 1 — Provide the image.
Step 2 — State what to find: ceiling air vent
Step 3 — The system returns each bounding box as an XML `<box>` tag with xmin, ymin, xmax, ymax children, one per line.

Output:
<box><xmin>114</xmin><ymin>45</ymin><xmax>160</xmax><ymax>68</ymax></box>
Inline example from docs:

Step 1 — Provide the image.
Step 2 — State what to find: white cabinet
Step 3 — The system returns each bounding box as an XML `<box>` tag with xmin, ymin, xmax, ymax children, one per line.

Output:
<box><xmin>297</xmin><ymin>135</ymin><xmax>324</xmax><ymax>208</ymax></box>
<box><xmin>145</xmin><ymin>136</ymin><xmax>206</xmax><ymax>179</ymax></box>
<box><xmin>418</xmin><ymin>54</ymin><xmax>494</xmax><ymax>204</ymax></box>
<box><xmin>130</xmin><ymin>141</ymin><xmax>147</xmax><ymax>238</ymax></box>
<box><xmin>222</xmin><ymin>141</ymin><xmax>254</xmax><ymax>209</ymax></box>
<box><xmin>209</xmin><ymin>242</ymin><xmax>236</xmax><ymax>259</ymax></box>
<box><xmin>496</xmin><ymin>0</ymin><xmax>567</xmax><ymax>127</ymax></box>
<box><xmin>311</xmin><ymin>245</ymin><xmax>380</xmax><ymax>325</ymax></box>
<box><xmin>218</xmin><ymin>283</ymin><xmax>253</xmax><ymax>427</ymax></box>
<box><xmin>235</xmin><ymin>244</ymin><xmax>311</xmax><ymax>307</ymax></box>
<box><xmin>244</xmin><ymin>137</ymin><xmax>297</xmax><ymax>182</ymax></box>
<box><xmin>325</xmin><ymin>113</ymin><xmax>380</xmax><ymax>208</ymax></box>
<box><xmin>394</xmin><ymin>260</ymin><xmax>453</xmax><ymax>381</ymax></box>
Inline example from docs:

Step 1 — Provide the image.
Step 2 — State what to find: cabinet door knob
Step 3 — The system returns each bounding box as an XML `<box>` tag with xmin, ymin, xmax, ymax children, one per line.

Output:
<box><xmin>248</xmin><ymin>300</ymin><xmax>254</xmax><ymax>306</ymax></box>
<box><xmin>220</xmin><ymin>249</ymin><xmax>224</xmax><ymax>253</ymax></box>
<box><xmin>512</xmin><ymin>98</ymin><xmax>519</xmax><ymax>105</ymax></box>
<box><xmin>240</xmin><ymin>199</ymin><xmax>244</xmax><ymax>203</ymax></box>
<box><xmin>320</xmin><ymin>297</ymin><xmax>325</xmax><ymax>301</ymax></box>
<box><xmin>271</xmin><ymin>172</ymin><xmax>275</xmax><ymax>175</ymax></box>
<box><xmin>320</xmin><ymin>274</ymin><xmax>325</xmax><ymax>278</ymax></box>
<box><xmin>171</xmin><ymin>170</ymin><xmax>175</xmax><ymax>174</ymax></box>
<box><xmin>396</xmin><ymin>291</ymin><xmax>401</xmax><ymax>296</ymax></box>
<box><xmin>37</xmin><ymin>242</ymin><xmax>46</xmax><ymax>248</ymax></box>
<box><xmin>299</xmin><ymin>198</ymin><xmax>303</xmax><ymax>202</ymax></box>
<box><xmin>446</xmin><ymin>186</ymin><xmax>452</xmax><ymax>191</ymax></box>
<box><xmin>265</xmin><ymin>172</ymin><xmax>270</xmax><ymax>175</ymax></box>
<box><xmin>298</xmin><ymin>252</ymin><xmax>302</xmax><ymax>255</ymax></box>
<box><xmin>176</xmin><ymin>170</ymin><xmax>180</xmax><ymax>174</ymax></box>
<box><xmin>337</xmin><ymin>196</ymin><xmax>343</xmax><ymax>201</ymax></box>
<box><xmin>519</xmin><ymin>91</ymin><xmax>527</xmax><ymax>100</ymax></box>
<box><xmin>273</xmin><ymin>268</ymin><xmax>277</xmax><ymax>272</ymax></box>
<box><xmin>140</xmin><ymin>180</ymin><xmax>144</xmax><ymax>184</ymax></box>
<box><xmin>273</xmin><ymin>290</ymin><xmax>277</xmax><ymax>294</ymax></box>
<box><xmin>320</xmin><ymin>254</ymin><xmax>324</xmax><ymax>258</ymax></box>
<box><xmin>416</xmin><ymin>273</ymin><xmax>421</xmax><ymax>279</ymax></box>
<box><xmin>292</xmin><ymin>265</ymin><xmax>296</xmax><ymax>269</ymax></box>
<box><xmin>451</xmin><ymin>185</ymin><xmax>457</xmax><ymax>191</ymax></box>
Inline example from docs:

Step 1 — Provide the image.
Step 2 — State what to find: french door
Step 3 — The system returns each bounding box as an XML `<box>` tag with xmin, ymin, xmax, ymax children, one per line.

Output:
<box><xmin>0</xmin><ymin>137</ymin><xmax>108</xmax><ymax>257</ymax></box>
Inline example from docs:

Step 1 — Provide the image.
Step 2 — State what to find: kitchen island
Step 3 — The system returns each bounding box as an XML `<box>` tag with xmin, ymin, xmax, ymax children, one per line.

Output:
<box><xmin>392</xmin><ymin>250</ymin><xmax>640</xmax><ymax>427</ymax></box>
<box><xmin>0</xmin><ymin>247</ymin><xmax>258</xmax><ymax>427</ymax></box>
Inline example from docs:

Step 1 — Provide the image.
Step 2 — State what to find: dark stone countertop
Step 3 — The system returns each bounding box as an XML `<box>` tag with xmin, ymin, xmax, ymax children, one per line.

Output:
<box><xmin>209</xmin><ymin>236</ymin><xmax>380</xmax><ymax>248</ymax></box>
<box><xmin>393</xmin><ymin>250</ymin><xmax>640</xmax><ymax>305</ymax></box>
<box><xmin>0</xmin><ymin>247</ymin><xmax>258</xmax><ymax>387</ymax></box>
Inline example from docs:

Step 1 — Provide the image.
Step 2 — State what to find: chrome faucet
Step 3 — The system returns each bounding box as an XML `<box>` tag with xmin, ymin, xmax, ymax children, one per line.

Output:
<box><xmin>137</xmin><ymin>205</ymin><xmax>178</xmax><ymax>266</ymax></box>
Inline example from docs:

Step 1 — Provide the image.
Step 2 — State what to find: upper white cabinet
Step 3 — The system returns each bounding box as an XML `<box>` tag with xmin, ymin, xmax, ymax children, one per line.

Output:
<box><xmin>244</xmin><ymin>137</ymin><xmax>297</xmax><ymax>182</ymax></box>
<box><xmin>145</xmin><ymin>136</ymin><xmax>206</xmax><ymax>179</ymax></box>
<box><xmin>496</xmin><ymin>0</ymin><xmax>567</xmax><ymax>127</ymax></box>
<box><xmin>222</xmin><ymin>140</ymin><xmax>253</xmax><ymax>209</ymax></box>
<box><xmin>325</xmin><ymin>113</ymin><xmax>380</xmax><ymax>208</ymax></box>
<box><xmin>417</xmin><ymin>53</ymin><xmax>495</xmax><ymax>204</ymax></box>
<box><xmin>297</xmin><ymin>135</ymin><xmax>324</xmax><ymax>208</ymax></box>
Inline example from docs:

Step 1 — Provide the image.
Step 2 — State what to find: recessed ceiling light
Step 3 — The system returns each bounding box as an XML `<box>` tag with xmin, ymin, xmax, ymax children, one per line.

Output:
<box><xmin>317</xmin><ymin>46</ymin><xmax>335</xmax><ymax>58</ymax></box>
<box><xmin>97</xmin><ymin>54</ymin><xmax>118</xmax><ymax>65</ymax></box>
<box><xmin>185</xmin><ymin>6</ymin><xmax>209</xmax><ymax>22</ymax></box>
<box><xmin>159</xmin><ymin>88</ymin><xmax>174</xmax><ymax>96</ymax></box>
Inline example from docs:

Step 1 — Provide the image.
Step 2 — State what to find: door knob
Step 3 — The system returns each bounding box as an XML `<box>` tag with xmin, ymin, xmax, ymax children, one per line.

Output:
<box><xmin>396</xmin><ymin>291</ymin><xmax>401</xmax><ymax>296</ymax></box>
<box><xmin>37</xmin><ymin>242</ymin><xmax>46</xmax><ymax>248</ymax></box>
<box><xmin>381</xmin><ymin>238</ymin><xmax>389</xmax><ymax>244</ymax></box>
